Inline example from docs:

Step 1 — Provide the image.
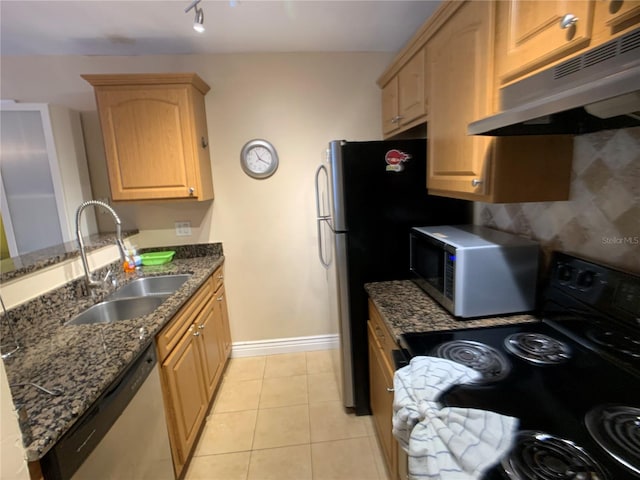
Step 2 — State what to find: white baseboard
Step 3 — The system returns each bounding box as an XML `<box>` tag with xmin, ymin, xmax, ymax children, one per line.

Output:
<box><xmin>231</xmin><ymin>334</ymin><xmax>339</xmax><ymax>358</ymax></box>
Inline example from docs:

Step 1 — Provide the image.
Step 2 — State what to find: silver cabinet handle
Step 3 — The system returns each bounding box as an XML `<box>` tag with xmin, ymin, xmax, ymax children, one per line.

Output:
<box><xmin>386</xmin><ymin>387</ymin><xmax>395</xmax><ymax>393</ymax></box>
<box><xmin>471</xmin><ymin>179</ymin><xmax>483</xmax><ymax>187</ymax></box>
<box><xmin>560</xmin><ymin>13</ymin><xmax>578</xmax><ymax>29</ymax></box>
<box><xmin>188</xmin><ymin>187</ymin><xmax>195</xmax><ymax>196</ymax></box>
<box><xmin>193</xmin><ymin>331</ymin><xmax>201</xmax><ymax>337</ymax></box>
<box><xmin>217</xmin><ymin>295</ymin><xmax>224</xmax><ymax>302</ymax></box>
<box><xmin>201</xmin><ymin>136</ymin><xmax>208</xmax><ymax>148</ymax></box>
<box><xmin>391</xmin><ymin>115</ymin><xmax>404</xmax><ymax>124</ymax></box>
<box><xmin>217</xmin><ymin>274</ymin><xmax>224</xmax><ymax>280</ymax></box>
<box><xmin>198</xmin><ymin>324</ymin><xmax>205</xmax><ymax>330</ymax></box>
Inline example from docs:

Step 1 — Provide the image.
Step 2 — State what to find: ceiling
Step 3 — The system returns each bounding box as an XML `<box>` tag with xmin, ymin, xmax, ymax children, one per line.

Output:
<box><xmin>0</xmin><ymin>1</ymin><xmax>442</xmax><ymax>56</ymax></box>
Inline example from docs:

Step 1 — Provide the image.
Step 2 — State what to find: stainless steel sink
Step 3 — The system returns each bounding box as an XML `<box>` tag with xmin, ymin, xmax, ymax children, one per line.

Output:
<box><xmin>67</xmin><ymin>296</ymin><xmax>168</xmax><ymax>326</ymax></box>
<box><xmin>107</xmin><ymin>274</ymin><xmax>191</xmax><ymax>300</ymax></box>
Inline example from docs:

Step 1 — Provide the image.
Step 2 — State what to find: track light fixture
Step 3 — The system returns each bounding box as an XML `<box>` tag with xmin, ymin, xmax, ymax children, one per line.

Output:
<box><xmin>185</xmin><ymin>0</ymin><xmax>205</xmax><ymax>33</ymax></box>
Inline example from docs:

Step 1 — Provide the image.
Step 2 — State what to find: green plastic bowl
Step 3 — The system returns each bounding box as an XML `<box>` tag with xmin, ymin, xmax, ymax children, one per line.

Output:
<box><xmin>139</xmin><ymin>251</ymin><xmax>176</xmax><ymax>266</ymax></box>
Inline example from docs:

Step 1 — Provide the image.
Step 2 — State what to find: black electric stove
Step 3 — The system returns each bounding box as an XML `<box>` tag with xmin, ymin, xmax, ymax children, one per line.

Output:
<box><xmin>398</xmin><ymin>252</ymin><xmax>640</xmax><ymax>480</ymax></box>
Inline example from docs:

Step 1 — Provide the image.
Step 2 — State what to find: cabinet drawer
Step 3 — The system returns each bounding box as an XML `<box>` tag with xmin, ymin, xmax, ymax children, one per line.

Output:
<box><xmin>157</xmin><ymin>278</ymin><xmax>213</xmax><ymax>360</ymax></box>
<box><xmin>368</xmin><ymin>299</ymin><xmax>398</xmax><ymax>367</ymax></box>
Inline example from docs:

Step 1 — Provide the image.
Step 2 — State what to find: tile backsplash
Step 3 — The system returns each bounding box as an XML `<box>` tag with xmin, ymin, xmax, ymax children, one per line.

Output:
<box><xmin>478</xmin><ymin>127</ymin><xmax>639</xmax><ymax>273</ymax></box>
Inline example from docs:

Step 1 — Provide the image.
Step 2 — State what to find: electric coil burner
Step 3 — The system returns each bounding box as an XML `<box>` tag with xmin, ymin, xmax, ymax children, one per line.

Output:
<box><xmin>585</xmin><ymin>405</ymin><xmax>640</xmax><ymax>476</ymax></box>
<box><xmin>502</xmin><ymin>431</ymin><xmax>608</xmax><ymax>480</ymax></box>
<box><xmin>432</xmin><ymin>340</ymin><xmax>511</xmax><ymax>382</ymax></box>
<box><xmin>398</xmin><ymin>252</ymin><xmax>640</xmax><ymax>479</ymax></box>
<box><xmin>504</xmin><ymin>333</ymin><xmax>571</xmax><ymax>365</ymax></box>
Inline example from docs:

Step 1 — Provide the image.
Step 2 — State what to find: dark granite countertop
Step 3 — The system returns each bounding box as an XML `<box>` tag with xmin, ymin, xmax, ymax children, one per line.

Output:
<box><xmin>364</xmin><ymin>280</ymin><xmax>539</xmax><ymax>342</ymax></box>
<box><xmin>0</xmin><ymin>243</ymin><xmax>223</xmax><ymax>461</ymax></box>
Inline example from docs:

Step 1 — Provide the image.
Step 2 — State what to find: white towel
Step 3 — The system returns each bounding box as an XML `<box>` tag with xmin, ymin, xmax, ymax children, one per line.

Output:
<box><xmin>392</xmin><ymin>356</ymin><xmax>518</xmax><ymax>480</ymax></box>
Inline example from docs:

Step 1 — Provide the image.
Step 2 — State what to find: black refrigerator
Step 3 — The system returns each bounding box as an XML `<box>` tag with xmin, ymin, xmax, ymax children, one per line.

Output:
<box><xmin>314</xmin><ymin>139</ymin><xmax>471</xmax><ymax>415</ymax></box>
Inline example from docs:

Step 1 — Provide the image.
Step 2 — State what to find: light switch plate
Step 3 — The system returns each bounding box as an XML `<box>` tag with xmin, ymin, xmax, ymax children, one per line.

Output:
<box><xmin>175</xmin><ymin>221</ymin><xmax>192</xmax><ymax>236</ymax></box>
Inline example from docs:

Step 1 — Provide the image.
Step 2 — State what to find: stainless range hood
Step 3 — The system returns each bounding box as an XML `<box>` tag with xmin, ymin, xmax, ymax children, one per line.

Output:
<box><xmin>469</xmin><ymin>27</ymin><xmax>640</xmax><ymax>136</ymax></box>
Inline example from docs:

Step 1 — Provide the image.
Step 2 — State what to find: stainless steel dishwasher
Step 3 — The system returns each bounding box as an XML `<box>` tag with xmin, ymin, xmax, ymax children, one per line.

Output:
<box><xmin>40</xmin><ymin>342</ymin><xmax>174</xmax><ymax>480</ymax></box>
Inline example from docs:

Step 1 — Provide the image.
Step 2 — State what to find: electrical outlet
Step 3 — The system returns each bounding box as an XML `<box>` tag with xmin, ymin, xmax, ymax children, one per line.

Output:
<box><xmin>175</xmin><ymin>221</ymin><xmax>192</xmax><ymax>236</ymax></box>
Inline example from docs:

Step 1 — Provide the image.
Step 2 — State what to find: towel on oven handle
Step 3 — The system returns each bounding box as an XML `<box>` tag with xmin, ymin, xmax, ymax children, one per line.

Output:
<box><xmin>392</xmin><ymin>356</ymin><xmax>518</xmax><ymax>480</ymax></box>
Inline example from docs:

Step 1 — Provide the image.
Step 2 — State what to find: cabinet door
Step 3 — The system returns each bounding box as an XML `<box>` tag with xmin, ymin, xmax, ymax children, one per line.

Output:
<box><xmin>381</xmin><ymin>77</ymin><xmax>400</xmax><ymax>136</ymax></box>
<box><xmin>599</xmin><ymin>0</ymin><xmax>640</xmax><ymax>34</ymax></box>
<box><xmin>427</xmin><ymin>1</ymin><xmax>494</xmax><ymax>197</ymax></box>
<box><xmin>162</xmin><ymin>325</ymin><xmax>208</xmax><ymax>465</ymax></box>
<box><xmin>95</xmin><ymin>85</ymin><xmax>201</xmax><ymax>201</ymax></box>
<box><xmin>196</xmin><ymin>298</ymin><xmax>223</xmax><ymax>399</ymax></box>
<box><xmin>368</xmin><ymin>322</ymin><xmax>397</xmax><ymax>480</ymax></box>
<box><xmin>215</xmin><ymin>284</ymin><xmax>232</xmax><ymax>360</ymax></box>
<box><xmin>398</xmin><ymin>48</ymin><xmax>426</xmax><ymax>125</ymax></box>
<box><xmin>499</xmin><ymin>0</ymin><xmax>595</xmax><ymax>83</ymax></box>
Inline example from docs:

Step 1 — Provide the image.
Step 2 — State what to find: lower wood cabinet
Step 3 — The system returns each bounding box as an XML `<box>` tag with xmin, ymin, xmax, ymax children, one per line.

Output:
<box><xmin>156</xmin><ymin>264</ymin><xmax>231</xmax><ymax>478</ymax></box>
<box><xmin>162</xmin><ymin>322</ymin><xmax>209</xmax><ymax>467</ymax></box>
<box><xmin>214</xmin><ymin>284</ymin><xmax>232</xmax><ymax>361</ymax></box>
<box><xmin>368</xmin><ymin>300</ymin><xmax>400</xmax><ymax>480</ymax></box>
<box><xmin>196</xmin><ymin>297</ymin><xmax>224</xmax><ymax>400</ymax></box>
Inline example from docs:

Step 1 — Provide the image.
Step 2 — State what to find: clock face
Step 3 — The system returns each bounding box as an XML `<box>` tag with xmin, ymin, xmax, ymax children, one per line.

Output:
<box><xmin>241</xmin><ymin>139</ymin><xmax>279</xmax><ymax>178</ymax></box>
<box><xmin>246</xmin><ymin>146</ymin><xmax>273</xmax><ymax>174</ymax></box>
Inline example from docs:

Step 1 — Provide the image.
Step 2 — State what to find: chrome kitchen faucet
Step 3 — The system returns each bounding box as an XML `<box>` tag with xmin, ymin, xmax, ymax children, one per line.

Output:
<box><xmin>75</xmin><ymin>200</ymin><xmax>128</xmax><ymax>291</ymax></box>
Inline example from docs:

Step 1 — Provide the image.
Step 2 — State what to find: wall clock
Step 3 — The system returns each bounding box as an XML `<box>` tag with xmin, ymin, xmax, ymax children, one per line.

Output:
<box><xmin>240</xmin><ymin>139</ymin><xmax>279</xmax><ymax>179</ymax></box>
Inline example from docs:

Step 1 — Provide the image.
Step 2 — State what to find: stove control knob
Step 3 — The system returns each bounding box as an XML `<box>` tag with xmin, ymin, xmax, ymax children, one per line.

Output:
<box><xmin>557</xmin><ymin>264</ymin><xmax>573</xmax><ymax>282</ymax></box>
<box><xmin>576</xmin><ymin>270</ymin><xmax>596</xmax><ymax>288</ymax></box>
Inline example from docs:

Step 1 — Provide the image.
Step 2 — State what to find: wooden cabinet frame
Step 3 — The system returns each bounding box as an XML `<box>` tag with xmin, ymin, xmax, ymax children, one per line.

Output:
<box><xmin>82</xmin><ymin>73</ymin><xmax>214</xmax><ymax>202</ymax></box>
<box><xmin>496</xmin><ymin>0</ymin><xmax>640</xmax><ymax>85</ymax></box>
<box><xmin>156</xmin><ymin>265</ymin><xmax>231</xmax><ymax>478</ymax></box>
<box><xmin>379</xmin><ymin>1</ymin><xmax>574</xmax><ymax>203</ymax></box>
<box><xmin>368</xmin><ymin>299</ymin><xmax>400</xmax><ymax>480</ymax></box>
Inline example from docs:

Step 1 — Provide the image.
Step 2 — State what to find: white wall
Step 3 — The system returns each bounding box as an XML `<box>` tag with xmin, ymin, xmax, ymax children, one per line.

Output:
<box><xmin>1</xmin><ymin>52</ymin><xmax>392</xmax><ymax>342</ymax></box>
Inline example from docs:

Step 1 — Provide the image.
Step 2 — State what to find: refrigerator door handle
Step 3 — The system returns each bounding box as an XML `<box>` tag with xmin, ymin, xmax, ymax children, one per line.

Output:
<box><xmin>314</xmin><ymin>164</ymin><xmax>329</xmax><ymax>219</ymax></box>
<box><xmin>317</xmin><ymin>218</ymin><xmax>331</xmax><ymax>268</ymax></box>
<box><xmin>315</xmin><ymin>163</ymin><xmax>332</xmax><ymax>268</ymax></box>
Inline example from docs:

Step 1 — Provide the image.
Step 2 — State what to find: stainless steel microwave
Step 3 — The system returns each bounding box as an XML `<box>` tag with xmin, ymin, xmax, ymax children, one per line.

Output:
<box><xmin>409</xmin><ymin>225</ymin><xmax>539</xmax><ymax>318</ymax></box>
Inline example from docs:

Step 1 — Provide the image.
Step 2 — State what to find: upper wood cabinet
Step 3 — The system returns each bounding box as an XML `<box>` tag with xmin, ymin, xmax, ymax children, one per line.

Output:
<box><xmin>380</xmin><ymin>48</ymin><xmax>427</xmax><ymax>137</ymax></box>
<box><xmin>600</xmin><ymin>0</ymin><xmax>640</xmax><ymax>33</ymax></box>
<box><xmin>426</xmin><ymin>1</ymin><xmax>494</xmax><ymax>198</ymax></box>
<box><xmin>381</xmin><ymin>77</ymin><xmax>400</xmax><ymax>136</ymax></box>
<box><xmin>496</xmin><ymin>0</ymin><xmax>640</xmax><ymax>84</ymax></box>
<box><xmin>426</xmin><ymin>1</ymin><xmax>574</xmax><ymax>202</ymax></box>
<box><xmin>82</xmin><ymin>73</ymin><xmax>214</xmax><ymax>202</ymax></box>
<box><xmin>497</xmin><ymin>1</ymin><xmax>595</xmax><ymax>83</ymax></box>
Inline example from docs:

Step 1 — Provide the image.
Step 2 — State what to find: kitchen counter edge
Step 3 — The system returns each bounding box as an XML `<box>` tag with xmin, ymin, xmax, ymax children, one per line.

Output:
<box><xmin>364</xmin><ymin>279</ymin><xmax>539</xmax><ymax>342</ymax></box>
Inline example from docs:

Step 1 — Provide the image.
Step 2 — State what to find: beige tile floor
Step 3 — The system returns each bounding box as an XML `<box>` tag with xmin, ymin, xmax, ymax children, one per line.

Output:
<box><xmin>184</xmin><ymin>351</ymin><xmax>392</xmax><ymax>480</ymax></box>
